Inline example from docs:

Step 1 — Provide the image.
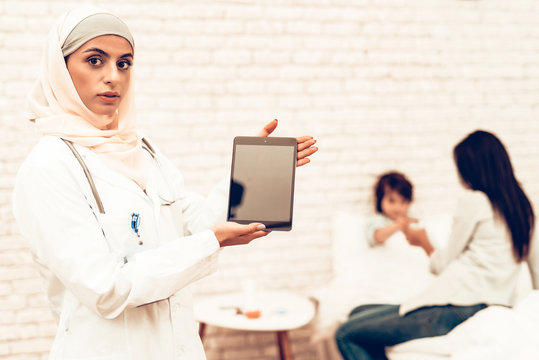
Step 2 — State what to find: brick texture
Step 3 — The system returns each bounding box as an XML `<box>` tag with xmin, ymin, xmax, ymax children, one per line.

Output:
<box><xmin>2</xmin><ymin>1</ymin><xmax>539</xmax><ymax>359</ymax></box>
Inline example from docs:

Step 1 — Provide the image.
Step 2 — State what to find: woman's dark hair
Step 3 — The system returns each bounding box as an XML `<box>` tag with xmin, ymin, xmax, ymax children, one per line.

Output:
<box><xmin>374</xmin><ymin>171</ymin><xmax>413</xmax><ymax>213</ymax></box>
<box><xmin>454</xmin><ymin>130</ymin><xmax>535</xmax><ymax>261</ymax></box>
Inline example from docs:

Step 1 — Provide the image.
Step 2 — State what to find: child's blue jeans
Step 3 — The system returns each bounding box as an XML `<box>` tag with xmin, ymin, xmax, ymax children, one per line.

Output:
<box><xmin>335</xmin><ymin>303</ymin><xmax>487</xmax><ymax>360</ymax></box>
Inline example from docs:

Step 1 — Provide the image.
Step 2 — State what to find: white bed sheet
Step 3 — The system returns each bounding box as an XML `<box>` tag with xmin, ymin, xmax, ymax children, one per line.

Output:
<box><xmin>388</xmin><ymin>291</ymin><xmax>539</xmax><ymax>360</ymax></box>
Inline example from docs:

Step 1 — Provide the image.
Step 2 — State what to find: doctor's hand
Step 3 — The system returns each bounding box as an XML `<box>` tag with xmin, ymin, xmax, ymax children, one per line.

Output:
<box><xmin>257</xmin><ymin>119</ymin><xmax>318</xmax><ymax>167</ymax></box>
<box><xmin>211</xmin><ymin>222</ymin><xmax>271</xmax><ymax>247</ymax></box>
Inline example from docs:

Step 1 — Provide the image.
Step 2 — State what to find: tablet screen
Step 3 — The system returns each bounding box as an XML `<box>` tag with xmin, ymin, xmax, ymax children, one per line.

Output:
<box><xmin>227</xmin><ymin>136</ymin><xmax>297</xmax><ymax>231</ymax></box>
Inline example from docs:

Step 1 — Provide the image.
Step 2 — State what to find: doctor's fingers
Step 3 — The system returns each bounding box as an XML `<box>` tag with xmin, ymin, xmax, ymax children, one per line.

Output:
<box><xmin>227</xmin><ymin>222</ymin><xmax>267</xmax><ymax>237</ymax></box>
<box><xmin>243</xmin><ymin>222</ymin><xmax>267</xmax><ymax>233</ymax></box>
<box><xmin>226</xmin><ymin>230</ymin><xmax>271</xmax><ymax>246</ymax></box>
<box><xmin>257</xmin><ymin>119</ymin><xmax>278</xmax><ymax>137</ymax></box>
<box><xmin>297</xmin><ymin>143</ymin><xmax>318</xmax><ymax>157</ymax></box>
<box><xmin>242</xmin><ymin>229</ymin><xmax>271</xmax><ymax>242</ymax></box>
<box><xmin>297</xmin><ymin>136</ymin><xmax>314</xmax><ymax>148</ymax></box>
<box><xmin>297</xmin><ymin>146</ymin><xmax>318</xmax><ymax>166</ymax></box>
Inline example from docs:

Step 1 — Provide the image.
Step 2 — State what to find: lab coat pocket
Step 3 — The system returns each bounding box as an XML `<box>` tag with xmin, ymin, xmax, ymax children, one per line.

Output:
<box><xmin>96</xmin><ymin>213</ymin><xmax>141</xmax><ymax>262</ymax></box>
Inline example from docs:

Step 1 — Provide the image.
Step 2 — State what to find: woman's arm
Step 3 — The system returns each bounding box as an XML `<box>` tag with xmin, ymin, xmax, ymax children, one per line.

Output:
<box><xmin>426</xmin><ymin>191</ymin><xmax>491</xmax><ymax>274</ymax></box>
<box><xmin>527</xmin><ymin>230</ymin><xmax>539</xmax><ymax>289</ymax></box>
<box><xmin>404</xmin><ymin>226</ymin><xmax>435</xmax><ymax>255</ymax></box>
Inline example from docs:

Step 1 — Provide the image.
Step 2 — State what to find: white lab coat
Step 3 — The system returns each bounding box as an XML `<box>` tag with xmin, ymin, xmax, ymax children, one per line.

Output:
<box><xmin>12</xmin><ymin>135</ymin><xmax>228</xmax><ymax>359</ymax></box>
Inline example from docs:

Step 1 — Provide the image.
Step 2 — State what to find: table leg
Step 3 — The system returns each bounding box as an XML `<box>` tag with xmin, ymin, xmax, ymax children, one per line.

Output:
<box><xmin>276</xmin><ymin>330</ymin><xmax>293</xmax><ymax>360</ymax></box>
<box><xmin>199</xmin><ymin>322</ymin><xmax>206</xmax><ymax>342</ymax></box>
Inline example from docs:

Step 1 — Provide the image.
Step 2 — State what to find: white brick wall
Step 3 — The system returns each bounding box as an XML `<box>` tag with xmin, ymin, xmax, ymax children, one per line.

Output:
<box><xmin>2</xmin><ymin>0</ymin><xmax>539</xmax><ymax>359</ymax></box>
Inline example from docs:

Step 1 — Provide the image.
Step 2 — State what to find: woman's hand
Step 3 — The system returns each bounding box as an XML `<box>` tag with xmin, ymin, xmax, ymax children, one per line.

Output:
<box><xmin>257</xmin><ymin>119</ymin><xmax>318</xmax><ymax>167</ymax></box>
<box><xmin>211</xmin><ymin>222</ymin><xmax>271</xmax><ymax>247</ymax></box>
<box><xmin>404</xmin><ymin>227</ymin><xmax>435</xmax><ymax>256</ymax></box>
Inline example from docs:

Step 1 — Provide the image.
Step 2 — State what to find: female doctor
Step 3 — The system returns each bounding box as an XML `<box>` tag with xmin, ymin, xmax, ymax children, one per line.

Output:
<box><xmin>12</xmin><ymin>7</ymin><xmax>318</xmax><ymax>360</ymax></box>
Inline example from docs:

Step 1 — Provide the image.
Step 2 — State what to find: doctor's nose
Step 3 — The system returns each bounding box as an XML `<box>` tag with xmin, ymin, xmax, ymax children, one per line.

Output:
<box><xmin>103</xmin><ymin>64</ymin><xmax>120</xmax><ymax>86</ymax></box>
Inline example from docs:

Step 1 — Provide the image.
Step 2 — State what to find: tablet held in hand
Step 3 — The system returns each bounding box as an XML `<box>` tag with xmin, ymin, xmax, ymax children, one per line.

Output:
<box><xmin>227</xmin><ymin>136</ymin><xmax>297</xmax><ymax>231</ymax></box>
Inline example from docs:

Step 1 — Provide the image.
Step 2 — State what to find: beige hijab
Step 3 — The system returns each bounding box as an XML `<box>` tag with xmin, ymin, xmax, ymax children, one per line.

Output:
<box><xmin>27</xmin><ymin>7</ymin><xmax>148</xmax><ymax>189</ymax></box>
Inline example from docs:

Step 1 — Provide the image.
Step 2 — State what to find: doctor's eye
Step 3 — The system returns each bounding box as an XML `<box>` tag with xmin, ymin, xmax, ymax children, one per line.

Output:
<box><xmin>117</xmin><ymin>59</ymin><xmax>132</xmax><ymax>71</ymax></box>
<box><xmin>87</xmin><ymin>56</ymin><xmax>103</xmax><ymax>66</ymax></box>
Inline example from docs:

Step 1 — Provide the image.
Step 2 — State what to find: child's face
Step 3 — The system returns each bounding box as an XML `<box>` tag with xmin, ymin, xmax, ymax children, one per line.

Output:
<box><xmin>381</xmin><ymin>189</ymin><xmax>410</xmax><ymax>220</ymax></box>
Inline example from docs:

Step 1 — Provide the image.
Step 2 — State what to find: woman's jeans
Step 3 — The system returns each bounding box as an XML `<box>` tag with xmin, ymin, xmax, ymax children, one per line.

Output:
<box><xmin>335</xmin><ymin>303</ymin><xmax>487</xmax><ymax>360</ymax></box>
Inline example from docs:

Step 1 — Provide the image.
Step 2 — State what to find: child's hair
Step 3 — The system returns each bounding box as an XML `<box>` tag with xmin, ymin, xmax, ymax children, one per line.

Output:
<box><xmin>374</xmin><ymin>171</ymin><xmax>413</xmax><ymax>214</ymax></box>
<box><xmin>453</xmin><ymin>130</ymin><xmax>535</xmax><ymax>261</ymax></box>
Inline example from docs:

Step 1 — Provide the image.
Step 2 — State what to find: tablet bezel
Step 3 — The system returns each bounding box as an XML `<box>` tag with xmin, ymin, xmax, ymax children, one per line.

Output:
<box><xmin>227</xmin><ymin>136</ymin><xmax>297</xmax><ymax>231</ymax></box>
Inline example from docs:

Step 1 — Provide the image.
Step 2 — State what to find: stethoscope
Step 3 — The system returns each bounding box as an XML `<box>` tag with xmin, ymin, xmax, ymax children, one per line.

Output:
<box><xmin>62</xmin><ymin>137</ymin><xmax>179</xmax><ymax>258</ymax></box>
<box><xmin>62</xmin><ymin>137</ymin><xmax>177</xmax><ymax>214</ymax></box>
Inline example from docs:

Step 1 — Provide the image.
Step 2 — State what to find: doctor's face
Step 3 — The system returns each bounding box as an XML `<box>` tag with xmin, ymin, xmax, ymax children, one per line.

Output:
<box><xmin>66</xmin><ymin>35</ymin><xmax>133</xmax><ymax>118</ymax></box>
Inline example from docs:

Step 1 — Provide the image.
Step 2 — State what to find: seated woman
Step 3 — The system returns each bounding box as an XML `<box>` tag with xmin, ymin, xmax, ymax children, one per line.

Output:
<box><xmin>335</xmin><ymin>130</ymin><xmax>538</xmax><ymax>360</ymax></box>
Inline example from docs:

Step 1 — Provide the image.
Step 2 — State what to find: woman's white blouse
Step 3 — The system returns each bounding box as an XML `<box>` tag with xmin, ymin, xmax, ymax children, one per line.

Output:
<box><xmin>12</xmin><ymin>136</ymin><xmax>227</xmax><ymax>359</ymax></box>
<box><xmin>400</xmin><ymin>189</ymin><xmax>539</xmax><ymax>315</ymax></box>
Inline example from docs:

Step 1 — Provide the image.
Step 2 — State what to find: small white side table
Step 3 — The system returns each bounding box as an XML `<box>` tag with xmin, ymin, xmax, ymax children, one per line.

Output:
<box><xmin>194</xmin><ymin>291</ymin><xmax>316</xmax><ymax>360</ymax></box>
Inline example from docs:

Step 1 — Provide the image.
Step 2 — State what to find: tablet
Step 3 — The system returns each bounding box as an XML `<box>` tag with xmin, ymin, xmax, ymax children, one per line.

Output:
<box><xmin>227</xmin><ymin>136</ymin><xmax>297</xmax><ymax>231</ymax></box>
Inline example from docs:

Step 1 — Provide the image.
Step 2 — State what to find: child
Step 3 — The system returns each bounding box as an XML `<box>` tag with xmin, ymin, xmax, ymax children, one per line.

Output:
<box><xmin>365</xmin><ymin>171</ymin><xmax>417</xmax><ymax>247</ymax></box>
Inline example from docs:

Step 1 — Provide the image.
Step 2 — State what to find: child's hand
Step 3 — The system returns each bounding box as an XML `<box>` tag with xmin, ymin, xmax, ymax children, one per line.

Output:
<box><xmin>395</xmin><ymin>216</ymin><xmax>418</xmax><ymax>231</ymax></box>
<box><xmin>374</xmin><ymin>216</ymin><xmax>418</xmax><ymax>245</ymax></box>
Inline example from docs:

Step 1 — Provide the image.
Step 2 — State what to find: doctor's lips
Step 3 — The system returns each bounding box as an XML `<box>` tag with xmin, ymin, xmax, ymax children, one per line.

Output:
<box><xmin>98</xmin><ymin>91</ymin><xmax>120</xmax><ymax>103</ymax></box>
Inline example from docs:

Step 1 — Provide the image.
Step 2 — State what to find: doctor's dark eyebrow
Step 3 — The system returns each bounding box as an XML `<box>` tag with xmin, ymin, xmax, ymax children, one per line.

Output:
<box><xmin>83</xmin><ymin>47</ymin><xmax>133</xmax><ymax>59</ymax></box>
